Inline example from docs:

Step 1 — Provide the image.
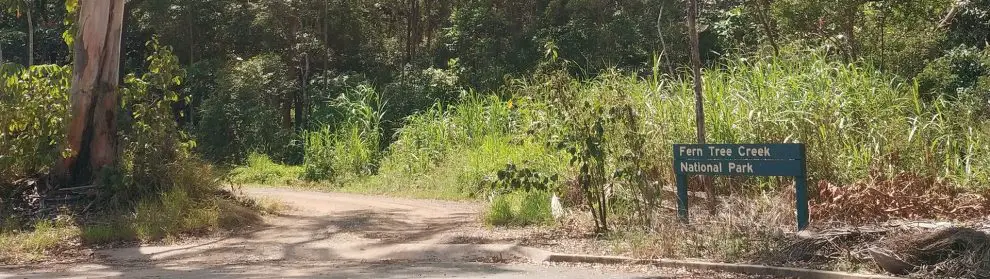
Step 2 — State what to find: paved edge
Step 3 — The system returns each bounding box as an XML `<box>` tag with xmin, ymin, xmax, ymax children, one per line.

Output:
<box><xmin>537</xmin><ymin>253</ymin><xmax>901</xmax><ymax>279</ymax></box>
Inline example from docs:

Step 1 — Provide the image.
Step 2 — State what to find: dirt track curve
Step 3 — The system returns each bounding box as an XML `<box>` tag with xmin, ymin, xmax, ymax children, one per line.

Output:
<box><xmin>1</xmin><ymin>187</ymin><xmax>759</xmax><ymax>278</ymax></box>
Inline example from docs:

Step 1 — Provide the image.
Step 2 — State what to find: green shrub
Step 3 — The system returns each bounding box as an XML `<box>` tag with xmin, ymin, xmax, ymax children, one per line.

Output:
<box><xmin>379</xmin><ymin>94</ymin><xmax>515</xmax><ymax>176</ymax></box>
<box><xmin>113</xmin><ymin>40</ymin><xmax>258</xmax><ymax>242</ymax></box>
<box><xmin>381</xmin><ymin>66</ymin><xmax>463</xmax><ymax>133</ymax></box>
<box><xmin>0</xmin><ymin>64</ymin><xmax>71</xmax><ymax>182</ymax></box>
<box><xmin>944</xmin><ymin>0</ymin><xmax>990</xmax><ymax>51</ymax></box>
<box><xmin>109</xmin><ymin>39</ymin><xmax>222</xmax><ymax>207</ymax></box>
<box><xmin>347</xmin><ymin>93</ymin><xmax>564</xmax><ymax>199</ymax></box>
<box><xmin>465</xmin><ymin>136</ymin><xmax>564</xmax><ymax>194</ymax></box>
<box><xmin>916</xmin><ymin>46</ymin><xmax>990</xmax><ymax>102</ymax></box>
<box><xmin>305</xmin><ymin>73</ymin><xmax>374</xmax><ymax>131</ymax></box>
<box><xmin>1</xmin><ymin>39</ymin><xmax>267</xmax><ymax>262</ymax></box>
<box><xmin>378</xmin><ymin>105</ymin><xmax>456</xmax><ymax>175</ymax></box>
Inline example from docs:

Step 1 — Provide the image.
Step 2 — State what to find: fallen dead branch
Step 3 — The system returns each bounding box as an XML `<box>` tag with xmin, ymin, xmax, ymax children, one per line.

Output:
<box><xmin>875</xmin><ymin>227</ymin><xmax>990</xmax><ymax>278</ymax></box>
<box><xmin>769</xmin><ymin>227</ymin><xmax>887</xmax><ymax>265</ymax></box>
<box><xmin>771</xmin><ymin>223</ymin><xmax>990</xmax><ymax>279</ymax></box>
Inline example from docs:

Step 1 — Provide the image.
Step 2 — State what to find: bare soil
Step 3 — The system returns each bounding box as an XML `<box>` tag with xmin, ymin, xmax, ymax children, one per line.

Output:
<box><xmin>1</xmin><ymin>187</ymin><xmax>766</xmax><ymax>278</ymax></box>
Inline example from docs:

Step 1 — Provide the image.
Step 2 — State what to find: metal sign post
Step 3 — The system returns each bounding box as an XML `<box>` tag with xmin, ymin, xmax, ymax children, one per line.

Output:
<box><xmin>673</xmin><ymin>144</ymin><xmax>809</xmax><ymax>231</ymax></box>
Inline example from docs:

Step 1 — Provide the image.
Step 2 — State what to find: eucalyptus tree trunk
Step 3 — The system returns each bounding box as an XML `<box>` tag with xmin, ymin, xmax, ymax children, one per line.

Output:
<box><xmin>687</xmin><ymin>0</ymin><xmax>716</xmax><ymax>214</ymax></box>
<box><xmin>686</xmin><ymin>0</ymin><xmax>705</xmax><ymax>146</ymax></box>
<box><xmin>57</xmin><ymin>0</ymin><xmax>125</xmax><ymax>186</ymax></box>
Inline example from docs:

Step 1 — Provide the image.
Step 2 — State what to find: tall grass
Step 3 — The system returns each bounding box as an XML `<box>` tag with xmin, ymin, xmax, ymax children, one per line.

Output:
<box><xmin>379</xmin><ymin>94</ymin><xmax>516</xmax><ymax>175</ymax></box>
<box><xmin>337</xmin><ymin>49</ymin><xmax>989</xmax><ymax>206</ymax></box>
<box><xmin>339</xmin><ymin>94</ymin><xmax>567</xmax><ymax>199</ymax></box>
<box><xmin>668</xmin><ymin>52</ymin><xmax>988</xmax><ymax>188</ymax></box>
<box><xmin>515</xmin><ymin>50</ymin><xmax>989</xmax><ymax>190</ymax></box>
<box><xmin>303</xmin><ymin>85</ymin><xmax>385</xmax><ymax>181</ymax></box>
<box><xmin>303</xmin><ymin>124</ymin><xmax>381</xmax><ymax>181</ymax></box>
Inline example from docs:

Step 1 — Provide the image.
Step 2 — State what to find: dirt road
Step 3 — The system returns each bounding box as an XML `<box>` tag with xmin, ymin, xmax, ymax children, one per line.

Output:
<box><xmin>1</xmin><ymin>188</ymin><xmax>750</xmax><ymax>278</ymax></box>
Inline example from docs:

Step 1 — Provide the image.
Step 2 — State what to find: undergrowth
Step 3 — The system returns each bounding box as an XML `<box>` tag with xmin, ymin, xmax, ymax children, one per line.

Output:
<box><xmin>243</xmin><ymin>49</ymin><xmax>989</xmax><ymax>230</ymax></box>
<box><xmin>0</xmin><ymin>39</ymin><xmax>278</xmax><ymax>265</ymax></box>
<box><xmin>329</xmin><ymin>95</ymin><xmax>566</xmax><ymax>200</ymax></box>
<box><xmin>609</xmin><ymin>193</ymin><xmax>793</xmax><ymax>262</ymax></box>
<box><xmin>1</xmin><ymin>189</ymin><xmax>275</xmax><ymax>264</ymax></box>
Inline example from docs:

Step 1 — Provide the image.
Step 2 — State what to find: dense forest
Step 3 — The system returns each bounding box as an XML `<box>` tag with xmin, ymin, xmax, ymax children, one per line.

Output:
<box><xmin>2</xmin><ymin>0</ymin><xmax>990</xmax><ymax>273</ymax></box>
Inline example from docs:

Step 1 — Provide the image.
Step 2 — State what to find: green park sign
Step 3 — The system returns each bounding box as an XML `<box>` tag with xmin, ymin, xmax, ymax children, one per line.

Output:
<box><xmin>673</xmin><ymin>144</ymin><xmax>809</xmax><ymax>230</ymax></box>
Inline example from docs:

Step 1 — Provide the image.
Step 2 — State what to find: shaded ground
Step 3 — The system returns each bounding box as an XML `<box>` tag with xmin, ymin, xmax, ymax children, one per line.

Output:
<box><xmin>2</xmin><ymin>261</ymin><xmax>667</xmax><ymax>279</ymax></box>
<box><xmin>1</xmin><ymin>188</ymin><xmax>763</xmax><ymax>278</ymax></box>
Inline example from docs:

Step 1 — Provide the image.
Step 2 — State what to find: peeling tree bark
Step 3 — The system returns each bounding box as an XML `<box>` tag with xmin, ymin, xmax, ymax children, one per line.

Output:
<box><xmin>57</xmin><ymin>0</ymin><xmax>125</xmax><ymax>186</ymax></box>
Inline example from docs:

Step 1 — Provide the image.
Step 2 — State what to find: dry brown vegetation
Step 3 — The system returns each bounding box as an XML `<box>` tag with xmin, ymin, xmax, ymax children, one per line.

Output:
<box><xmin>814</xmin><ymin>174</ymin><xmax>990</xmax><ymax>224</ymax></box>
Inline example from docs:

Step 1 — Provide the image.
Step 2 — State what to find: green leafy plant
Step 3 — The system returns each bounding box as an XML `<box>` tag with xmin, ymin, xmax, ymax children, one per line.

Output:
<box><xmin>111</xmin><ymin>38</ymin><xmax>194</xmax><ymax>206</ymax></box>
<box><xmin>553</xmin><ymin>100</ymin><xmax>610</xmax><ymax>232</ymax></box>
<box><xmin>0</xmin><ymin>64</ymin><xmax>70</xmax><ymax>181</ymax></box>
<box><xmin>609</xmin><ymin>103</ymin><xmax>662</xmax><ymax>227</ymax></box>
<box><xmin>916</xmin><ymin>45</ymin><xmax>990</xmax><ymax>102</ymax></box>
<box><xmin>486</xmin><ymin>163</ymin><xmax>558</xmax><ymax>194</ymax></box>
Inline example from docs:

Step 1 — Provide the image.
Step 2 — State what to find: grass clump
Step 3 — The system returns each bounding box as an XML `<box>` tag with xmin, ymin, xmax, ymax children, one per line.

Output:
<box><xmin>231</xmin><ymin>153</ymin><xmax>304</xmax><ymax>185</ymax></box>
<box><xmin>0</xmin><ymin>217</ymin><xmax>80</xmax><ymax>262</ymax></box>
<box><xmin>80</xmin><ymin>194</ymin><xmax>266</xmax><ymax>246</ymax></box>
<box><xmin>133</xmin><ymin>187</ymin><xmax>219</xmax><ymax>240</ymax></box>
<box><xmin>303</xmin><ymin>84</ymin><xmax>385</xmax><ymax>182</ymax></box>
<box><xmin>122</xmin><ymin>156</ymin><xmax>263</xmax><ymax>241</ymax></box>
<box><xmin>345</xmin><ymin>136</ymin><xmax>564</xmax><ymax>200</ymax></box>
<box><xmin>303</xmin><ymin>124</ymin><xmax>381</xmax><ymax>182</ymax></box>
<box><xmin>485</xmin><ymin>196</ymin><xmax>514</xmax><ymax>226</ymax></box>
<box><xmin>349</xmin><ymin>94</ymin><xmax>566</xmax><ymax>199</ymax></box>
<box><xmin>1</xmin><ymin>160</ymin><xmax>269</xmax><ymax>264</ymax></box>
<box><xmin>484</xmin><ymin>190</ymin><xmax>553</xmax><ymax>227</ymax></box>
<box><xmin>608</xmin><ymin>194</ymin><xmax>793</xmax><ymax>263</ymax></box>
<box><xmin>80</xmin><ymin>222</ymin><xmax>135</xmax><ymax>244</ymax></box>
